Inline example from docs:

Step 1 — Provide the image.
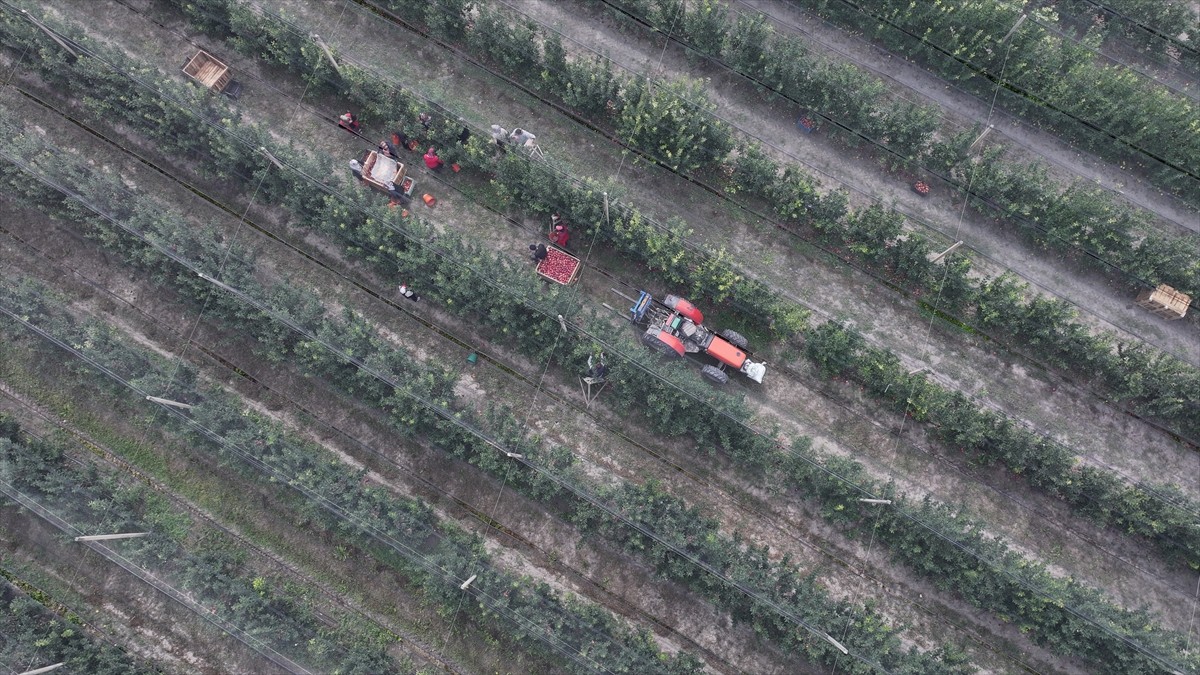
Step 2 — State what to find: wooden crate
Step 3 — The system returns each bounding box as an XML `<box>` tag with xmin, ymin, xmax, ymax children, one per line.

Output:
<box><xmin>360</xmin><ymin>151</ymin><xmax>408</xmax><ymax>193</ymax></box>
<box><xmin>1136</xmin><ymin>284</ymin><xmax>1191</xmax><ymax>320</ymax></box>
<box><xmin>183</xmin><ymin>50</ymin><xmax>231</xmax><ymax>92</ymax></box>
<box><xmin>536</xmin><ymin>246</ymin><xmax>582</xmax><ymax>285</ymax></box>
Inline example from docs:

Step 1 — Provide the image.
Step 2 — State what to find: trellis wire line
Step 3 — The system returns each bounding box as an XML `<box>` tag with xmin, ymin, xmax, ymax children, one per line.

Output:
<box><xmin>4</xmin><ymin>14</ymin><xmax>1195</xmax><ymax>658</ymax></box>
<box><xmin>834</xmin><ymin>27</ymin><xmax>1020</xmax><ymax>674</ymax></box>
<box><xmin>0</xmin><ymin>479</ymin><xmax>312</xmax><ymax>675</ymax></box>
<box><xmin>1</xmin><ymin>139</ymin><xmax>1192</xmax><ymax>673</ymax></box>
<box><xmin>0</xmin><ymin>302</ymin><xmax>610</xmax><ymax>675</ymax></box>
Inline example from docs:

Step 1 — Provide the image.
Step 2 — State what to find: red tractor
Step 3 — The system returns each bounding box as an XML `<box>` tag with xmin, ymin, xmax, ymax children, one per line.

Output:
<box><xmin>629</xmin><ymin>291</ymin><xmax>766</xmax><ymax>384</ymax></box>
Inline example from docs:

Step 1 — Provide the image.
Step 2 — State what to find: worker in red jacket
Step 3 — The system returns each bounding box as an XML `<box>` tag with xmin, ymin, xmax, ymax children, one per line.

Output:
<box><xmin>337</xmin><ymin>111</ymin><xmax>360</xmax><ymax>133</ymax></box>
<box><xmin>551</xmin><ymin>222</ymin><xmax>570</xmax><ymax>249</ymax></box>
<box><xmin>423</xmin><ymin>146</ymin><xmax>443</xmax><ymax>172</ymax></box>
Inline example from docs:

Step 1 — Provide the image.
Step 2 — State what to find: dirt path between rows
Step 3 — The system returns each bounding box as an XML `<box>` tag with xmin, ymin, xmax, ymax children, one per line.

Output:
<box><xmin>0</xmin><ymin>509</ymin><xmax>284</xmax><ymax>675</ymax></box>
<box><xmin>11</xmin><ymin>0</ymin><xmax>1200</xmax><ymax>658</ymax></box>
<box><xmin>237</xmin><ymin>0</ymin><xmax>1200</xmax><ymax>496</ymax></box>
<box><xmin>512</xmin><ymin>0</ymin><xmax>1200</xmax><ymax>369</ymax></box>
<box><xmin>0</xmin><ymin>381</ymin><xmax>470</xmax><ymax>675</ymax></box>
<box><xmin>23</xmin><ymin>0</ymin><xmax>1194</xmax><ymax>521</ymax></box>
<box><xmin>506</xmin><ymin>0</ymin><xmax>1200</xmax><ymax>365</ymax></box>
<box><xmin>739</xmin><ymin>0</ymin><xmax>1200</xmax><ymax>234</ymax></box>
<box><xmin>262</xmin><ymin>0</ymin><xmax>1200</xmax><ymax>526</ymax></box>
<box><xmin>4</xmin><ymin>86</ymin><xmax>1184</xmax><ymax>671</ymax></box>
<box><xmin>0</xmin><ymin>204</ymin><xmax>808</xmax><ymax>674</ymax></box>
<box><xmin>39</xmin><ymin>0</ymin><xmax>1200</xmax><ymax>624</ymax></box>
<box><xmin>0</xmin><ymin>84</ymin><xmax>1080</xmax><ymax>667</ymax></box>
<box><xmin>202</xmin><ymin>0</ymin><xmax>1200</xmax><ymax>503</ymax></box>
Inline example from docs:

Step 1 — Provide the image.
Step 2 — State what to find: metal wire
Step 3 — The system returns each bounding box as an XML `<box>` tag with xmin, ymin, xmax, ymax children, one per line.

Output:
<box><xmin>0</xmin><ymin>111</ymin><xmax>1192</xmax><ymax>672</ymax></box>
<box><xmin>2</xmin><ymin>9</ymin><xmax>1190</xmax><ymax>667</ymax></box>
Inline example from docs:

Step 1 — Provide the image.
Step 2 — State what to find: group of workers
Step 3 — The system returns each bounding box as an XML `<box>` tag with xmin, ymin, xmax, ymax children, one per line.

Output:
<box><xmin>489</xmin><ymin>124</ymin><xmax>536</xmax><ymax>150</ymax></box>
<box><xmin>372</xmin><ymin>134</ymin><xmax>444</xmax><ymax>172</ymax></box>
<box><xmin>529</xmin><ymin>213</ymin><xmax>571</xmax><ymax>263</ymax></box>
<box><xmin>342</xmin><ymin>109</ymin><xmax>466</xmax><ymax>206</ymax></box>
<box><xmin>342</xmin><ymin>111</ymin><xmax>607</xmax><ymax>383</ymax></box>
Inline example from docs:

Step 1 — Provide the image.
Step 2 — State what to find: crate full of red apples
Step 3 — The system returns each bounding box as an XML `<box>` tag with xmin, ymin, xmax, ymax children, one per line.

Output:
<box><xmin>536</xmin><ymin>246</ymin><xmax>582</xmax><ymax>285</ymax></box>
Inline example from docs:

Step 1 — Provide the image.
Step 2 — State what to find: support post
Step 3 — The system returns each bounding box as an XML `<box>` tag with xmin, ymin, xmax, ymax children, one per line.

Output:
<box><xmin>823</xmin><ymin>633</ymin><xmax>849</xmax><ymax>655</ymax></box>
<box><xmin>259</xmin><ymin>146</ymin><xmax>286</xmax><ymax>170</ymax></box>
<box><xmin>75</xmin><ymin>532</ymin><xmax>150</xmax><ymax>542</ymax></box>
<box><xmin>505</xmin><ymin>452</ymin><xmax>524</xmax><ymax>460</ymax></box>
<box><xmin>968</xmin><ymin>125</ymin><xmax>994</xmax><ymax>153</ymax></box>
<box><xmin>198</xmin><ymin>271</ymin><xmax>236</xmax><ymax>293</ymax></box>
<box><xmin>459</xmin><ymin>574</ymin><xmax>477</xmax><ymax>590</ymax></box>
<box><xmin>557</xmin><ymin>314</ymin><xmax>568</xmax><ymax>333</ymax></box>
<box><xmin>603</xmin><ymin>191</ymin><xmax>609</xmax><ymax>227</ymax></box>
<box><xmin>20</xmin><ymin>10</ymin><xmax>79</xmax><ymax>58</ymax></box>
<box><xmin>146</xmin><ymin>395</ymin><xmax>194</xmax><ymax>410</ymax></box>
<box><xmin>19</xmin><ymin>664</ymin><xmax>66</xmax><ymax>675</ymax></box>
<box><xmin>857</xmin><ymin>498</ymin><xmax>893</xmax><ymax>505</ymax></box>
<box><xmin>907</xmin><ymin>367</ymin><xmax>929</xmax><ymax>376</ymax></box>
<box><xmin>579</xmin><ymin>377</ymin><xmax>608</xmax><ymax>408</ymax></box>
<box><xmin>310</xmin><ymin>34</ymin><xmax>341</xmax><ymax>74</ymax></box>
<box><xmin>928</xmin><ymin>241</ymin><xmax>963</xmax><ymax>263</ymax></box>
<box><xmin>1001</xmin><ymin>14</ymin><xmax>1027</xmax><ymax>43</ymax></box>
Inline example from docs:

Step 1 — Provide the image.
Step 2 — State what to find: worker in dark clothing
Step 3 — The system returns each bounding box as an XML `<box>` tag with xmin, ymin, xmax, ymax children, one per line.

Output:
<box><xmin>457</xmin><ymin>118</ymin><xmax>471</xmax><ymax>146</ymax></box>
<box><xmin>529</xmin><ymin>243</ymin><xmax>548</xmax><ymax>263</ymax></box>
<box><xmin>385</xmin><ymin>181</ymin><xmax>410</xmax><ymax>205</ymax></box>
<box><xmin>378</xmin><ymin>140</ymin><xmax>399</xmax><ymax>159</ymax></box>
<box><xmin>392</xmin><ymin>130</ymin><xmax>413</xmax><ymax>152</ymax></box>
<box><xmin>587</xmin><ymin>353</ymin><xmax>608</xmax><ymax>381</ymax></box>
<box><xmin>348</xmin><ymin>159</ymin><xmax>363</xmax><ymax>181</ymax></box>
<box><xmin>418</xmin><ymin>113</ymin><xmax>432</xmax><ymax>131</ymax></box>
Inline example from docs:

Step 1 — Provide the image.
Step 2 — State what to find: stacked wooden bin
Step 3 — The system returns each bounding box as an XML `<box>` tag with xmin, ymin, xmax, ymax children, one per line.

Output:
<box><xmin>1136</xmin><ymin>284</ymin><xmax>1191</xmax><ymax>320</ymax></box>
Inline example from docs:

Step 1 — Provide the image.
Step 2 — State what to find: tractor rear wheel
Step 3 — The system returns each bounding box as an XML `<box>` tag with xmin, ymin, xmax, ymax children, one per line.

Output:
<box><xmin>719</xmin><ymin>329</ymin><xmax>748</xmax><ymax>350</ymax></box>
<box><xmin>700</xmin><ymin>365</ymin><xmax>730</xmax><ymax>384</ymax></box>
<box><xmin>642</xmin><ymin>331</ymin><xmax>684</xmax><ymax>358</ymax></box>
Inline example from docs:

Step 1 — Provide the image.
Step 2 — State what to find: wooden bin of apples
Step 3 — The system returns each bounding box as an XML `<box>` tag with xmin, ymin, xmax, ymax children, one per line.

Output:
<box><xmin>536</xmin><ymin>246</ymin><xmax>582</xmax><ymax>285</ymax></box>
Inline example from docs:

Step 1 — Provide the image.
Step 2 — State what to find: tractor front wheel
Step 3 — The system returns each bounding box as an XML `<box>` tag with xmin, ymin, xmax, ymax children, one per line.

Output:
<box><xmin>701</xmin><ymin>365</ymin><xmax>730</xmax><ymax>384</ymax></box>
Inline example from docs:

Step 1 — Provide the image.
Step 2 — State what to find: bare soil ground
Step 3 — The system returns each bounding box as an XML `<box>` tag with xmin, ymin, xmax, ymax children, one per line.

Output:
<box><xmin>0</xmin><ymin>86</ymin><xmax>1167</xmax><ymax>674</ymax></box>
<box><xmin>501</xmin><ymin>0</ymin><xmax>1200</xmax><ymax>372</ymax></box>
<box><xmin>504</xmin><ymin>0</ymin><xmax>1200</xmax><ymax>367</ymax></box>
<box><xmin>0</xmin><ymin>308</ymin><xmax>568</xmax><ymax>675</ymax></box>
<box><xmin>0</xmin><ymin>379</ymin><xmax>466</xmax><ymax>675</ymax></box>
<box><xmin>738</xmin><ymin>0</ymin><xmax>1200</xmax><ymax>234</ymax></box>
<box><xmin>0</xmin><ymin>76</ymin><xmax>1056</xmax><ymax>674</ymax></box>
<box><xmin>236</xmin><ymin>0</ymin><xmax>1200</xmax><ymax>534</ymax></box>
<box><xmin>226</xmin><ymin>0</ymin><xmax>1200</xmax><ymax>497</ymax></box>
<box><xmin>0</xmin><ymin>510</ymin><xmax>283</xmax><ymax>675</ymax></box>
<box><xmin>0</xmin><ymin>234</ymin><xmax>559</xmax><ymax>673</ymax></box>
<box><xmin>0</xmin><ymin>200</ymin><xmax>800</xmax><ymax>674</ymax></box>
<box><xmin>8</xmin><ymin>0</ymin><xmax>1199</xmax><ymax>670</ymax></box>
